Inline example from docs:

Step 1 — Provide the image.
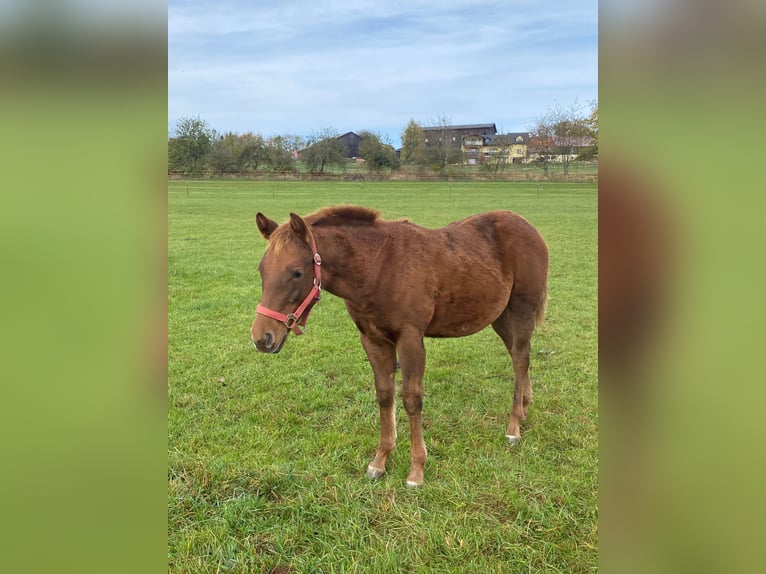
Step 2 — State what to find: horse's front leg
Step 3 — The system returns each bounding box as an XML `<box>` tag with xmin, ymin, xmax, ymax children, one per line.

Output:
<box><xmin>360</xmin><ymin>334</ymin><xmax>398</xmax><ymax>480</ymax></box>
<box><xmin>396</xmin><ymin>326</ymin><xmax>427</xmax><ymax>488</ymax></box>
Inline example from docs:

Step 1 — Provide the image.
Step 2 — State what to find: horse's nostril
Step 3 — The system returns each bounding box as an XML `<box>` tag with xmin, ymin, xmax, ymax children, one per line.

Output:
<box><xmin>262</xmin><ymin>332</ymin><xmax>274</xmax><ymax>348</ymax></box>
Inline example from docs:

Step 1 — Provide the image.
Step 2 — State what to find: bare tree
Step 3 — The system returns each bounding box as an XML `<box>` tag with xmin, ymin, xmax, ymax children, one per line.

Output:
<box><xmin>531</xmin><ymin>100</ymin><xmax>592</xmax><ymax>175</ymax></box>
<box><xmin>481</xmin><ymin>133</ymin><xmax>512</xmax><ymax>179</ymax></box>
<box><xmin>582</xmin><ymin>101</ymin><xmax>598</xmax><ymax>160</ymax></box>
<box><xmin>423</xmin><ymin>114</ymin><xmax>461</xmax><ymax>176</ymax></box>
<box><xmin>528</xmin><ymin>124</ymin><xmax>555</xmax><ymax>177</ymax></box>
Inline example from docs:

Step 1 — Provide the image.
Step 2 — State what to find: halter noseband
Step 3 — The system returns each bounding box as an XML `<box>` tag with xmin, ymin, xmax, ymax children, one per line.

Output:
<box><xmin>255</xmin><ymin>235</ymin><xmax>322</xmax><ymax>336</ymax></box>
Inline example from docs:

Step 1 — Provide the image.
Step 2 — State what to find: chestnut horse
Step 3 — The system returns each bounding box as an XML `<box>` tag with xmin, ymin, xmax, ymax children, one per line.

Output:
<box><xmin>251</xmin><ymin>206</ymin><xmax>548</xmax><ymax>487</ymax></box>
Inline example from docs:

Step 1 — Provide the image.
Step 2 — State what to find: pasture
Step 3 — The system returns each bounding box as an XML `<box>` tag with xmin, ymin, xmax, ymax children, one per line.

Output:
<box><xmin>168</xmin><ymin>180</ymin><xmax>598</xmax><ymax>572</ymax></box>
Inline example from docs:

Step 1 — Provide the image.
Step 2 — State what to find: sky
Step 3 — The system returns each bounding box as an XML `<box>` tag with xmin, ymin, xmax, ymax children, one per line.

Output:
<box><xmin>168</xmin><ymin>0</ymin><xmax>597</xmax><ymax>147</ymax></box>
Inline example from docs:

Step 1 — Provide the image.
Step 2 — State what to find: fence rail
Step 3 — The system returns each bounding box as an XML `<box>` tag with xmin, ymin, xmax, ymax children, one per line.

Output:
<box><xmin>168</xmin><ymin>164</ymin><xmax>598</xmax><ymax>184</ymax></box>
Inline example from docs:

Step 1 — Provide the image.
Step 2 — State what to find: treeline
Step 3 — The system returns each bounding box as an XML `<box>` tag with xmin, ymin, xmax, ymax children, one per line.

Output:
<box><xmin>168</xmin><ymin>100</ymin><xmax>597</xmax><ymax>178</ymax></box>
<box><xmin>168</xmin><ymin>117</ymin><xmax>300</xmax><ymax>176</ymax></box>
<box><xmin>167</xmin><ymin>119</ymin><xmax>400</xmax><ymax>177</ymax></box>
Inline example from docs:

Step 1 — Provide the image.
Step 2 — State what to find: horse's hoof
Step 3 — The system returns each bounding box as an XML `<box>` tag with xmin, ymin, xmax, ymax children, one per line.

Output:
<box><xmin>405</xmin><ymin>480</ymin><xmax>422</xmax><ymax>488</ymax></box>
<box><xmin>366</xmin><ymin>466</ymin><xmax>385</xmax><ymax>479</ymax></box>
<box><xmin>506</xmin><ymin>434</ymin><xmax>520</xmax><ymax>445</ymax></box>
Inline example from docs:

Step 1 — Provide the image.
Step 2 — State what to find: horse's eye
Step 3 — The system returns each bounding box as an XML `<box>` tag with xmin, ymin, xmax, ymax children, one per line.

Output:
<box><xmin>292</xmin><ymin>270</ymin><xmax>303</xmax><ymax>279</ymax></box>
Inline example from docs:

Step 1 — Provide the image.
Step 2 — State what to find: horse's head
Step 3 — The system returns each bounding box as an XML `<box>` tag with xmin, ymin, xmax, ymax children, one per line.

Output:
<box><xmin>251</xmin><ymin>212</ymin><xmax>322</xmax><ymax>353</ymax></box>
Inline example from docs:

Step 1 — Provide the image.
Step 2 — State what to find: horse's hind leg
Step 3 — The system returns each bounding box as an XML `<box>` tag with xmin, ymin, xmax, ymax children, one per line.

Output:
<box><xmin>492</xmin><ymin>297</ymin><xmax>537</xmax><ymax>444</ymax></box>
<box><xmin>360</xmin><ymin>334</ymin><xmax>398</xmax><ymax>480</ymax></box>
<box><xmin>396</xmin><ymin>326</ymin><xmax>428</xmax><ymax>488</ymax></box>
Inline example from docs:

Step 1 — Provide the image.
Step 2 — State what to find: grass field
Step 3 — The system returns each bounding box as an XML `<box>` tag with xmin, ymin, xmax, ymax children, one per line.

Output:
<box><xmin>168</xmin><ymin>180</ymin><xmax>598</xmax><ymax>573</ymax></box>
<box><xmin>172</xmin><ymin>160</ymin><xmax>598</xmax><ymax>181</ymax></box>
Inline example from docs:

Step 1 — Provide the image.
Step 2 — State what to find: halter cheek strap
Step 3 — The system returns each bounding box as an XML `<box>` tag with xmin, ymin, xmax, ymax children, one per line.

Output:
<box><xmin>255</xmin><ymin>238</ymin><xmax>322</xmax><ymax>336</ymax></box>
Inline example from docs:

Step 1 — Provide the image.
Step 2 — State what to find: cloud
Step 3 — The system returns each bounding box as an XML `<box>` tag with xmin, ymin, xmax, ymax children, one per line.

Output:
<box><xmin>169</xmin><ymin>0</ymin><xmax>597</xmax><ymax>144</ymax></box>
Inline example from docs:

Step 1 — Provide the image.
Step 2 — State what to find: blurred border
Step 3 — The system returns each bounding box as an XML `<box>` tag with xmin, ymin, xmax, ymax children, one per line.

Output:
<box><xmin>601</xmin><ymin>1</ymin><xmax>766</xmax><ymax>571</ymax></box>
<box><xmin>3</xmin><ymin>1</ymin><xmax>766</xmax><ymax>571</ymax></box>
<box><xmin>0</xmin><ymin>2</ymin><xmax>167</xmax><ymax>573</ymax></box>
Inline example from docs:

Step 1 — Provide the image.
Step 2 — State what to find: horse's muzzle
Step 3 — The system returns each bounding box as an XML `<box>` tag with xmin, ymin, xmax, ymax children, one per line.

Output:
<box><xmin>252</xmin><ymin>329</ymin><xmax>286</xmax><ymax>354</ymax></box>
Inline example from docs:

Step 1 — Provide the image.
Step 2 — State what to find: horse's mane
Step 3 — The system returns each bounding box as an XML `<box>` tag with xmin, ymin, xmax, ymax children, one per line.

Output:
<box><xmin>267</xmin><ymin>206</ymin><xmax>381</xmax><ymax>254</ymax></box>
<box><xmin>306</xmin><ymin>205</ymin><xmax>381</xmax><ymax>227</ymax></box>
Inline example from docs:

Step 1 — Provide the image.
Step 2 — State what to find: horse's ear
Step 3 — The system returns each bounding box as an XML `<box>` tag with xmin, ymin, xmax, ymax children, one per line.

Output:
<box><xmin>256</xmin><ymin>213</ymin><xmax>279</xmax><ymax>240</ymax></box>
<box><xmin>289</xmin><ymin>213</ymin><xmax>311</xmax><ymax>245</ymax></box>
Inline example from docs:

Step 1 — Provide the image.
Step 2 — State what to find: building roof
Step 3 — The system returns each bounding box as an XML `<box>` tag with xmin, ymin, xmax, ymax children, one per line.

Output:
<box><xmin>490</xmin><ymin>132</ymin><xmax>531</xmax><ymax>144</ymax></box>
<box><xmin>422</xmin><ymin>123</ymin><xmax>497</xmax><ymax>132</ymax></box>
<box><xmin>461</xmin><ymin>132</ymin><xmax>532</xmax><ymax>147</ymax></box>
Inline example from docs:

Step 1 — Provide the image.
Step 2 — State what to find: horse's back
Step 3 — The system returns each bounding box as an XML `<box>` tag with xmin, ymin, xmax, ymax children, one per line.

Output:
<box><xmin>419</xmin><ymin>211</ymin><xmax>547</xmax><ymax>337</ymax></box>
<box><xmin>444</xmin><ymin>210</ymin><xmax>548</xmax><ymax>277</ymax></box>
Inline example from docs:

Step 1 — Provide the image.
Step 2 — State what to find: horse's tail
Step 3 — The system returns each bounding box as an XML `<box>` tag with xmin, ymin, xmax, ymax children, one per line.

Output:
<box><xmin>535</xmin><ymin>287</ymin><xmax>547</xmax><ymax>327</ymax></box>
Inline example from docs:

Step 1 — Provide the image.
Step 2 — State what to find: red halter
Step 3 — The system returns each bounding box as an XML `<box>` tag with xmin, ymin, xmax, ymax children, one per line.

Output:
<box><xmin>255</xmin><ymin>236</ymin><xmax>322</xmax><ymax>336</ymax></box>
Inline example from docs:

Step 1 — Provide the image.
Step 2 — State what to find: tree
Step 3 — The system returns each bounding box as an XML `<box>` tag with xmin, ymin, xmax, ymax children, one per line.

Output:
<box><xmin>237</xmin><ymin>132</ymin><xmax>268</xmax><ymax>171</ymax></box>
<box><xmin>528</xmin><ymin>130</ymin><xmax>554</xmax><ymax>176</ymax></box>
<box><xmin>359</xmin><ymin>131</ymin><xmax>399</xmax><ymax>172</ymax></box>
<box><xmin>530</xmin><ymin>100</ymin><xmax>592</xmax><ymax>175</ymax></box>
<box><xmin>481</xmin><ymin>134</ymin><xmax>512</xmax><ymax>179</ymax></box>
<box><xmin>580</xmin><ymin>101</ymin><xmax>598</xmax><ymax>160</ymax></box>
<box><xmin>168</xmin><ymin>116</ymin><xmax>216</xmax><ymax>176</ymax></box>
<box><xmin>400</xmin><ymin>119</ymin><xmax>425</xmax><ymax>165</ymax></box>
<box><xmin>281</xmin><ymin>135</ymin><xmax>306</xmax><ymax>158</ymax></box>
<box><xmin>302</xmin><ymin>129</ymin><xmax>347</xmax><ymax>173</ymax></box>
<box><xmin>266</xmin><ymin>135</ymin><xmax>296</xmax><ymax>172</ymax></box>
<box><xmin>207</xmin><ymin>132</ymin><xmax>239</xmax><ymax>175</ymax></box>
<box><xmin>422</xmin><ymin>114</ymin><xmax>462</xmax><ymax>176</ymax></box>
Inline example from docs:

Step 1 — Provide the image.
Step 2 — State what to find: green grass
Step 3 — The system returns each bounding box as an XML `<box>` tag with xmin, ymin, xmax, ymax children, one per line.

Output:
<box><xmin>168</xmin><ymin>180</ymin><xmax>597</xmax><ymax>572</ymax></box>
<box><xmin>173</xmin><ymin>160</ymin><xmax>598</xmax><ymax>181</ymax></box>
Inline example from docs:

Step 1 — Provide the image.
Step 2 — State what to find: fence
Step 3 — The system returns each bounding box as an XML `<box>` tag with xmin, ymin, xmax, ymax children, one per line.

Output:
<box><xmin>168</xmin><ymin>162</ymin><xmax>598</xmax><ymax>184</ymax></box>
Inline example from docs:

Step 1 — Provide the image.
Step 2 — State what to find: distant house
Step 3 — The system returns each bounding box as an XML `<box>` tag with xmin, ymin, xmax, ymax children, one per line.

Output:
<box><xmin>422</xmin><ymin>123</ymin><xmax>497</xmax><ymax>148</ymax></box>
<box><xmin>462</xmin><ymin>132</ymin><xmax>531</xmax><ymax>165</ymax></box>
<box><xmin>419</xmin><ymin>123</ymin><xmax>534</xmax><ymax>165</ymax></box>
<box><xmin>527</xmin><ymin>135</ymin><xmax>595</xmax><ymax>164</ymax></box>
<box><xmin>336</xmin><ymin>131</ymin><xmax>361</xmax><ymax>158</ymax></box>
<box><xmin>553</xmin><ymin>135</ymin><xmax>595</xmax><ymax>161</ymax></box>
<box><xmin>298</xmin><ymin>131</ymin><xmax>362</xmax><ymax>161</ymax></box>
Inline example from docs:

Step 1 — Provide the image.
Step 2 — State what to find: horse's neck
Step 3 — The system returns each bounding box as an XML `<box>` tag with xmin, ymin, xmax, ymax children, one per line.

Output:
<box><xmin>314</xmin><ymin>226</ymin><xmax>385</xmax><ymax>302</ymax></box>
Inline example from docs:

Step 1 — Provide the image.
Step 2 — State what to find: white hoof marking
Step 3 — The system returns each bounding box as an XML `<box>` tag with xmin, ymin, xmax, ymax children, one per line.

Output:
<box><xmin>366</xmin><ymin>466</ymin><xmax>385</xmax><ymax>479</ymax></box>
<box><xmin>506</xmin><ymin>434</ymin><xmax>520</xmax><ymax>445</ymax></box>
<box><xmin>405</xmin><ymin>480</ymin><xmax>421</xmax><ymax>488</ymax></box>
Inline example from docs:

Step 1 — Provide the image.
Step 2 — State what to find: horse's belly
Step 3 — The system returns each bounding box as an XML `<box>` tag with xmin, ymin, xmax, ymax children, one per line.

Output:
<box><xmin>425</xmin><ymin>317</ymin><xmax>487</xmax><ymax>338</ymax></box>
<box><xmin>425</xmin><ymin>291</ymin><xmax>509</xmax><ymax>338</ymax></box>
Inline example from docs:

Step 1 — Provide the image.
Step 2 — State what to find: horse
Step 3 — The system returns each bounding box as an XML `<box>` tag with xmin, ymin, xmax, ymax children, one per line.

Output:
<box><xmin>251</xmin><ymin>205</ymin><xmax>548</xmax><ymax>487</ymax></box>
